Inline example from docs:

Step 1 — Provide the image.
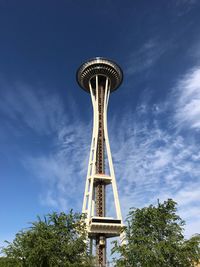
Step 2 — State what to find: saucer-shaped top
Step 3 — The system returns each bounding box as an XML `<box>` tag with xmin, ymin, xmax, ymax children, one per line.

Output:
<box><xmin>77</xmin><ymin>57</ymin><xmax>123</xmax><ymax>93</ymax></box>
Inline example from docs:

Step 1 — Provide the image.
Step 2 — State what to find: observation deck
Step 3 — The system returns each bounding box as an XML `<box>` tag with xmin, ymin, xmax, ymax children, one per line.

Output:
<box><xmin>76</xmin><ymin>57</ymin><xmax>123</xmax><ymax>93</ymax></box>
<box><xmin>88</xmin><ymin>216</ymin><xmax>123</xmax><ymax>238</ymax></box>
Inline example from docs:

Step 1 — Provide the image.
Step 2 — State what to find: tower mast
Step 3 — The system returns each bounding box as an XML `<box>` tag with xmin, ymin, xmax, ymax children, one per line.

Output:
<box><xmin>77</xmin><ymin>57</ymin><xmax>124</xmax><ymax>267</ymax></box>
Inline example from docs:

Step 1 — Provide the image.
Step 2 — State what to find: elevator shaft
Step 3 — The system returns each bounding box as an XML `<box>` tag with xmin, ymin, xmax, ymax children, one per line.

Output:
<box><xmin>95</xmin><ymin>85</ymin><xmax>106</xmax><ymax>266</ymax></box>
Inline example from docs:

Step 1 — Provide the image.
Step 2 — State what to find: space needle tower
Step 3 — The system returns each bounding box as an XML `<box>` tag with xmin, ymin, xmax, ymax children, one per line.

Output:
<box><xmin>77</xmin><ymin>57</ymin><xmax>124</xmax><ymax>266</ymax></box>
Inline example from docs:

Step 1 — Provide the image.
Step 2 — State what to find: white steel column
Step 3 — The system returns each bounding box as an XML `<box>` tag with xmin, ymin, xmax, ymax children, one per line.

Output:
<box><xmin>103</xmin><ymin>78</ymin><xmax>122</xmax><ymax>221</ymax></box>
<box><xmin>82</xmin><ymin>76</ymin><xmax>99</xmax><ymax>224</ymax></box>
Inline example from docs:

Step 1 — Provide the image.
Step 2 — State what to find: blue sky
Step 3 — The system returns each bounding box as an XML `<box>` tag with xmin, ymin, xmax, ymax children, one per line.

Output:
<box><xmin>1</xmin><ymin>0</ymin><xmax>200</xmax><ymax>254</ymax></box>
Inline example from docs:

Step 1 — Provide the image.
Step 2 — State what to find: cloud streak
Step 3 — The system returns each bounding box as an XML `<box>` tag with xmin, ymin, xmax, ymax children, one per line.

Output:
<box><xmin>0</xmin><ymin>80</ymin><xmax>90</xmax><ymax>211</ymax></box>
<box><xmin>174</xmin><ymin>66</ymin><xmax>200</xmax><ymax>130</ymax></box>
<box><xmin>107</xmin><ymin>65</ymin><xmax>200</xmax><ymax>237</ymax></box>
<box><xmin>25</xmin><ymin>119</ymin><xmax>91</xmax><ymax>211</ymax></box>
<box><xmin>126</xmin><ymin>39</ymin><xmax>170</xmax><ymax>75</ymax></box>
<box><xmin>107</xmin><ymin>106</ymin><xmax>200</xmax><ymax>237</ymax></box>
<box><xmin>0</xmin><ymin>81</ymin><xmax>66</xmax><ymax>136</ymax></box>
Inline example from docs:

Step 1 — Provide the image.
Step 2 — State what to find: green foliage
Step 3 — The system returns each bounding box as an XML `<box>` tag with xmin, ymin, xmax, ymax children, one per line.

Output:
<box><xmin>0</xmin><ymin>257</ymin><xmax>20</xmax><ymax>267</ymax></box>
<box><xmin>112</xmin><ymin>199</ymin><xmax>200</xmax><ymax>267</ymax></box>
<box><xmin>1</xmin><ymin>211</ymin><xmax>93</xmax><ymax>267</ymax></box>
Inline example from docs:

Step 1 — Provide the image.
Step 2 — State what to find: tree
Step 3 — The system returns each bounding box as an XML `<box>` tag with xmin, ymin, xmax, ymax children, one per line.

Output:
<box><xmin>112</xmin><ymin>199</ymin><xmax>200</xmax><ymax>267</ymax></box>
<box><xmin>1</xmin><ymin>211</ymin><xmax>93</xmax><ymax>267</ymax></box>
<box><xmin>0</xmin><ymin>257</ymin><xmax>19</xmax><ymax>267</ymax></box>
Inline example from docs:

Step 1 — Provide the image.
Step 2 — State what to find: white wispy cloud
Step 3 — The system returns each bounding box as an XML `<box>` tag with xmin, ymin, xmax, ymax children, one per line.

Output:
<box><xmin>0</xmin><ymin>80</ymin><xmax>90</xmax><ymax>211</ymax></box>
<box><xmin>0</xmin><ymin>80</ymin><xmax>67</xmax><ymax>136</ymax></box>
<box><xmin>175</xmin><ymin>0</ymin><xmax>197</xmax><ymax>8</ymax></box>
<box><xmin>126</xmin><ymin>39</ymin><xmax>170</xmax><ymax>75</ymax></box>
<box><xmin>25</xmin><ymin>120</ymin><xmax>91</xmax><ymax>211</ymax></box>
<box><xmin>107</xmin><ymin>106</ymin><xmax>200</xmax><ymax>237</ymax></box>
<box><xmin>172</xmin><ymin>0</ymin><xmax>198</xmax><ymax>17</ymax></box>
<box><xmin>174</xmin><ymin>66</ymin><xmax>200</xmax><ymax>130</ymax></box>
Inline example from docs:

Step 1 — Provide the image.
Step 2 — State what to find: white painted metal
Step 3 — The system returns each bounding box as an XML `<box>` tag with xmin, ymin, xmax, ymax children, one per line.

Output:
<box><xmin>103</xmin><ymin>78</ymin><xmax>122</xmax><ymax>221</ymax></box>
<box><xmin>82</xmin><ymin>76</ymin><xmax>99</xmax><ymax>226</ymax></box>
<box><xmin>82</xmin><ymin>75</ymin><xmax>123</xmax><ymax>233</ymax></box>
